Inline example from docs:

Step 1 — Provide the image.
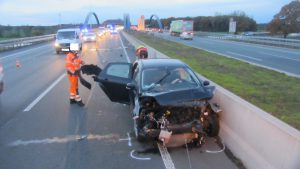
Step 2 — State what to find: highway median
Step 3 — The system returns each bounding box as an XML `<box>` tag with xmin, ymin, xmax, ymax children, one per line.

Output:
<box><xmin>128</xmin><ymin>31</ymin><xmax>300</xmax><ymax>130</ymax></box>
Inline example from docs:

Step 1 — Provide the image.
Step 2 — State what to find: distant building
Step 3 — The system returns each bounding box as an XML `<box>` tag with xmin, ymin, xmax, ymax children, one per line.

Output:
<box><xmin>138</xmin><ymin>15</ymin><xmax>145</xmax><ymax>31</ymax></box>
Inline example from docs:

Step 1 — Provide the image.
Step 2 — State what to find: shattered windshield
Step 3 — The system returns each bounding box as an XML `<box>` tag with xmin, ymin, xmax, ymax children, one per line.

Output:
<box><xmin>142</xmin><ymin>67</ymin><xmax>201</xmax><ymax>92</ymax></box>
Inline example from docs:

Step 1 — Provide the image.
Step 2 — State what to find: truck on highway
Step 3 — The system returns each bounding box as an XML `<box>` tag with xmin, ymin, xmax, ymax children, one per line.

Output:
<box><xmin>54</xmin><ymin>28</ymin><xmax>82</xmax><ymax>54</ymax></box>
<box><xmin>170</xmin><ymin>20</ymin><xmax>194</xmax><ymax>40</ymax></box>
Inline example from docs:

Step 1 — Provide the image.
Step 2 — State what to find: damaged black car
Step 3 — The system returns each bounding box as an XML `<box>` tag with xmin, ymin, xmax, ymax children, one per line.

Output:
<box><xmin>82</xmin><ymin>59</ymin><xmax>221</xmax><ymax>147</ymax></box>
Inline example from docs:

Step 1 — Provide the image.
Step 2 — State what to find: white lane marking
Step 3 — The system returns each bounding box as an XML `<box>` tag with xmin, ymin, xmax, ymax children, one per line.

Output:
<box><xmin>260</xmin><ymin>52</ymin><xmax>300</xmax><ymax>62</ymax></box>
<box><xmin>8</xmin><ymin>134</ymin><xmax>119</xmax><ymax>147</ymax></box>
<box><xmin>227</xmin><ymin>51</ymin><xmax>262</xmax><ymax>61</ymax></box>
<box><xmin>0</xmin><ymin>44</ymin><xmax>50</xmax><ymax>61</ymax></box>
<box><xmin>130</xmin><ymin>150</ymin><xmax>151</xmax><ymax>161</ymax></box>
<box><xmin>187</xmin><ymin>44</ymin><xmax>300</xmax><ymax>78</ymax></box>
<box><xmin>157</xmin><ymin>143</ymin><xmax>176</xmax><ymax>169</ymax></box>
<box><xmin>23</xmin><ymin>73</ymin><xmax>66</xmax><ymax>112</ymax></box>
<box><xmin>201</xmin><ymin>37</ymin><xmax>300</xmax><ymax>55</ymax></box>
<box><xmin>97</xmin><ymin>47</ymin><xmax>124</xmax><ymax>51</ymax></box>
<box><xmin>119</xmin><ymin>33</ymin><xmax>131</xmax><ymax>63</ymax></box>
<box><xmin>85</xmin><ymin>81</ymin><xmax>95</xmax><ymax>107</ymax></box>
<box><xmin>185</xmin><ymin>140</ymin><xmax>192</xmax><ymax>169</ymax></box>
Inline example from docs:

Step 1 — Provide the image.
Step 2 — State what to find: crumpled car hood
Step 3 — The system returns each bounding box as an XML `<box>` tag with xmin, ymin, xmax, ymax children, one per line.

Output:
<box><xmin>142</xmin><ymin>87</ymin><xmax>214</xmax><ymax>106</ymax></box>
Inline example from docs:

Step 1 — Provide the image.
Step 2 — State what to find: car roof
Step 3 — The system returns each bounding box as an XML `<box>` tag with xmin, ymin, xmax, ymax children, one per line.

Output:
<box><xmin>139</xmin><ymin>59</ymin><xmax>187</xmax><ymax>69</ymax></box>
<box><xmin>57</xmin><ymin>28</ymin><xmax>80</xmax><ymax>32</ymax></box>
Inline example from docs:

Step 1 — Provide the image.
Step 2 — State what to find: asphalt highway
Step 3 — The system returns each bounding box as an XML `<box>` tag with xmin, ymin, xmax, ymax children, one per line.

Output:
<box><xmin>154</xmin><ymin>32</ymin><xmax>300</xmax><ymax>77</ymax></box>
<box><xmin>0</xmin><ymin>32</ymin><xmax>239</xmax><ymax>169</ymax></box>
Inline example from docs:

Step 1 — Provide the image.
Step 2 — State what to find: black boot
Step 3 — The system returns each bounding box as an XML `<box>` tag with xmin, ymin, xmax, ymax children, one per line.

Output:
<box><xmin>77</xmin><ymin>100</ymin><xmax>85</xmax><ymax>107</ymax></box>
<box><xmin>70</xmin><ymin>99</ymin><xmax>76</xmax><ymax>104</ymax></box>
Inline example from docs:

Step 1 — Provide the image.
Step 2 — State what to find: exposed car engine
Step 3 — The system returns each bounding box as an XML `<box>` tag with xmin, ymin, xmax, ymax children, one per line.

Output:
<box><xmin>136</xmin><ymin>97</ymin><xmax>221</xmax><ymax>146</ymax></box>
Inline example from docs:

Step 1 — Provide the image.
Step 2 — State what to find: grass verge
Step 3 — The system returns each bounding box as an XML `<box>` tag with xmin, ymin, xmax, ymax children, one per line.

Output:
<box><xmin>130</xmin><ymin>31</ymin><xmax>300</xmax><ymax>130</ymax></box>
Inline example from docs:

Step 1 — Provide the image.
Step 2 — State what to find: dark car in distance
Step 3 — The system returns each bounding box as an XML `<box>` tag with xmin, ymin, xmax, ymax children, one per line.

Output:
<box><xmin>94</xmin><ymin>59</ymin><xmax>221</xmax><ymax>146</ymax></box>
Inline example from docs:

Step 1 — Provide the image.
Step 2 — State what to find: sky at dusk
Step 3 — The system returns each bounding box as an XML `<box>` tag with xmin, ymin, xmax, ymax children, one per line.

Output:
<box><xmin>0</xmin><ymin>0</ymin><xmax>294</xmax><ymax>25</ymax></box>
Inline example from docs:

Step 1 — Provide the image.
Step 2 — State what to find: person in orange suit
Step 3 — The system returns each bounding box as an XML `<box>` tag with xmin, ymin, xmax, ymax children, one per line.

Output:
<box><xmin>65</xmin><ymin>43</ymin><xmax>85</xmax><ymax>107</ymax></box>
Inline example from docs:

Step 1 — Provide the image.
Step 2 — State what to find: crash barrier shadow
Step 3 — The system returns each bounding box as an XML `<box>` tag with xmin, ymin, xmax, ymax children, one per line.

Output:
<box><xmin>121</xmin><ymin>31</ymin><xmax>300</xmax><ymax>169</ymax></box>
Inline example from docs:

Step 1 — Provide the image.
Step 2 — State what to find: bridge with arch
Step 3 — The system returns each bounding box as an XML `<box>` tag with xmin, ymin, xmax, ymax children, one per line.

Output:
<box><xmin>80</xmin><ymin>12</ymin><xmax>163</xmax><ymax>31</ymax></box>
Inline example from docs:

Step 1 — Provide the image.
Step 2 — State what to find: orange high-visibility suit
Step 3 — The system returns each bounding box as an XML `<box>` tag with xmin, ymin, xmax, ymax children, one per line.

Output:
<box><xmin>65</xmin><ymin>52</ymin><xmax>84</xmax><ymax>103</ymax></box>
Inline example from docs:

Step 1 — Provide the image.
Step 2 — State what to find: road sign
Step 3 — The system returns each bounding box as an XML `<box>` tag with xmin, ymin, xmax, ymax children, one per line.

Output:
<box><xmin>229</xmin><ymin>20</ymin><xmax>236</xmax><ymax>33</ymax></box>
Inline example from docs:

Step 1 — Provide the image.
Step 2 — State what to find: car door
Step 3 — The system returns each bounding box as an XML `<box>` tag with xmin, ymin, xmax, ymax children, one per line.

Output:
<box><xmin>98</xmin><ymin>62</ymin><xmax>132</xmax><ymax>104</ymax></box>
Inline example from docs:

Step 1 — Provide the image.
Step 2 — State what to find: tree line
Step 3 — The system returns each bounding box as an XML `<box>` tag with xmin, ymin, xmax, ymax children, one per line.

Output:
<box><xmin>267</xmin><ymin>0</ymin><xmax>300</xmax><ymax>38</ymax></box>
<box><xmin>0</xmin><ymin>25</ymin><xmax>59</xmax><ymax>38</ymax></box>
<box><xmin>146</xmin><ymin>11</ymin><xmax>257</xmax><ymax>32</ymax></box>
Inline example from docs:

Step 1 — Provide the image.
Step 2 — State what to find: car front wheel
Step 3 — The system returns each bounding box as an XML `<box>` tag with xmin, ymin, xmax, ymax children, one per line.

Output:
<box><xmin>207</xmin><ymin>113</ymin><xmax>220</xmax><ymax>137</ymax></box>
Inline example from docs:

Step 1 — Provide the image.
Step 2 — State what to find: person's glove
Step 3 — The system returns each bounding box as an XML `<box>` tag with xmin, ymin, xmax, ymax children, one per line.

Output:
<box><xmin>74</xmin><ymin>70</ymin><xmax>80</xmax><ymax>76</ymax></box>
<box><xmin>92</xmin><ymin>75</ymin><xmax>100</xmax><ymax>82</ymax></box>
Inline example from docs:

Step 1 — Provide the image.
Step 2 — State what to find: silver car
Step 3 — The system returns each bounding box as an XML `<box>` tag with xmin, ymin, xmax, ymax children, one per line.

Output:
<box><xmin>82</xmin><ymin>32</ymin><xmax>97</xmax><ymax>42</ymax></box>
<box><xmin>180</xmin><ymin>32</ymin><xmax>194</xmax><ymax>40</ymax></box>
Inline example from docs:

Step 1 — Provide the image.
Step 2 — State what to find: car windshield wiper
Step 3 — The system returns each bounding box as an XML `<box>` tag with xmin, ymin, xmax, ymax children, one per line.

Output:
<box><xmin>146</xmin><ymin>71</ymin><xmax>171</xmax><ymax>92</ymax></box>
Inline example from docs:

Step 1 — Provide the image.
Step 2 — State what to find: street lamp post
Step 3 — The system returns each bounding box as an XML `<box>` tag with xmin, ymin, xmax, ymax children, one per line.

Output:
<box><xmin>279</xmin><ymin>16</ymin><xmax>287</xmax><ymax>38</ymax></box>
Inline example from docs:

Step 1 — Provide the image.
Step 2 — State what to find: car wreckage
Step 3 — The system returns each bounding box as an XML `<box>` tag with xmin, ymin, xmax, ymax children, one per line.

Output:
<box><xmin>81</xmin><ymin>59</ymin><xmax>221</xmax><ymax>147</ymax></box>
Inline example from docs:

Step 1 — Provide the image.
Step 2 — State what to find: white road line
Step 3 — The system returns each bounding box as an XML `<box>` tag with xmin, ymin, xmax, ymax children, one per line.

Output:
<box><xmin>157</xmin><ymin>143</ymin><xmax>176</xmax><ymax>169</ymax></box>
<box><xmin>97</xmin><ymin>47</ymin><xmax>123</xmax><ymax>51</ymax></box>
<box><xmin>260</xmin><ymin>52</ymin><xmax>300</xmax><ymax>62</ymax></box>
<box><xmin>119</xmin><ymin>33</ymin><xmax>131</xmax><ymax>63</ymax></box>
<box><xmin>187</xmin><ymin>44</ymin><xmax>300</xmax><ymax>78</ymax></box>
<box><xmin>227</xmin><ymin>51</ymin><xmax>262</xmax><ymax>61</ymax></box>
<box><xmin>201</xmin><ymin>37</ymin><xmax>300</xmax><ymax>55</ymax></box>
<box><xmin>23</xmin><ymin>73</ymin><xmax>65</xmax><ymax>112</ymax></box>
<box><xmin>85</xmin><ymin>81</ymin><xmax>95</xmax><ymax>107</ymax></box>
<box><xmin>0</xmin><ymin>44</ymin><xmax>50</xmax><ymax>61</ymax></box>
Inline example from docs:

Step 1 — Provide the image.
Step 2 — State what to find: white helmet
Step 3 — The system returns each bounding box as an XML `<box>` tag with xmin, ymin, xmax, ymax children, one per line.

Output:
<box><xmin>70</xmin><ymin>43</ymin><xmax>79</xmax><ymax>53</ymax></box>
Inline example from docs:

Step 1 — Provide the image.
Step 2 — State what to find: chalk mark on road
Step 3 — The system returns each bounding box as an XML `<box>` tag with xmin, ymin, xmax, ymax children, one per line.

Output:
<box><xmin>205</xmin><ymin>142</ymin><xmax>226</xmax><ymax>154</ymax></box>
<box><xmin>119</xmin><ymin>132</ymin><xmax>132</xmax><ymax>147</ymax></box>
<box><xmin>130</xmin><ymin>150</ymin><xmax>151</xmax><ymax>161</ymax></box>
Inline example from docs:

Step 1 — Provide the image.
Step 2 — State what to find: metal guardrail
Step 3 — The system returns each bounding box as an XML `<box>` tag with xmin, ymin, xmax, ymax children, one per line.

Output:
<box><xmin>198</xmin><ymin>32</ymin><xmax>300</xmax><ymax>48</ymax></box>
<box><xmin>0</xmin><ymin>34</ymin><xmax>55</xmax><ymax>51</ymax></box>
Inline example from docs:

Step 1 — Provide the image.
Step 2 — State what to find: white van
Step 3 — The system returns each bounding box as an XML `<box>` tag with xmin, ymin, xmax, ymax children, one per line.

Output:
<box><xmin>54</xmin><ymin>28</ymin><xmax>82</xmax><ymax>54</ymax></box>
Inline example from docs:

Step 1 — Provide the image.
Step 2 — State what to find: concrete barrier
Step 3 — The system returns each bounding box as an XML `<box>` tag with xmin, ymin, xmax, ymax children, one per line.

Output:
<box><xmin>121</xmin><ymin>31</ymin><xmax>300</xmax><ymax>169</ymax></box>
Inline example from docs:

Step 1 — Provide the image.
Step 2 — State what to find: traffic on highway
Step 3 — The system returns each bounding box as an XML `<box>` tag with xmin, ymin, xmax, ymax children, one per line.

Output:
<box><xmin>0</xmin><ymin>0</ymin><xmax>300</xmax><ymax>169</ymax></box>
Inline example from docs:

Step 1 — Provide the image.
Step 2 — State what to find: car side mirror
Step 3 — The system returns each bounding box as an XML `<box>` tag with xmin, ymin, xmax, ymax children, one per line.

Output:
<box><xmin>126</xmin><ymin>83</ymin><xmax>136</xmax><ymax>90</ymax></box>
<box><xmin>203</xmin><ymin>80</ymin><xmax>210</xmax><ymax>86</ymax></box>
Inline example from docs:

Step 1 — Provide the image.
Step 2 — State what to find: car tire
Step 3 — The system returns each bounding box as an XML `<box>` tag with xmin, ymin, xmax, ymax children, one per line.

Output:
<box><xmin>207</xmin><ymin>113</ymin><xmax>220</xmax><ymax>137</ymax></box>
